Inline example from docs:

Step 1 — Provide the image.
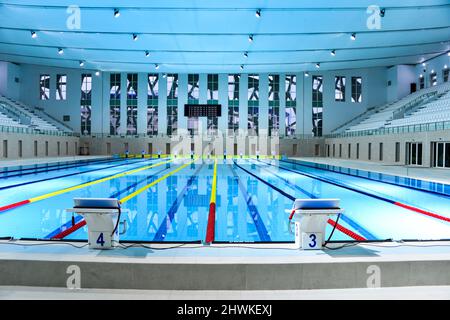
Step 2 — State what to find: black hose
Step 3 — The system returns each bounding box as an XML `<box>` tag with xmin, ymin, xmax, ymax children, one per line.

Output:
<box><xmin>323</xmin><ymin>213</ymin><xmax>341</xmax><ymax>246</ymax></box>
<box><xmin>111</xmin><ymin>202</ymin><xmax>122</xmax><ymax>237</ymax></box>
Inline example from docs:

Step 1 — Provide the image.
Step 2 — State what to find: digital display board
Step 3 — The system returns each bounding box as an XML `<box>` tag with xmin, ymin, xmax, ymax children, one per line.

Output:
<box><xmin>184</xmin><ymin>104</ymin><xmax>221</xmax><ymax>117</ymax></box>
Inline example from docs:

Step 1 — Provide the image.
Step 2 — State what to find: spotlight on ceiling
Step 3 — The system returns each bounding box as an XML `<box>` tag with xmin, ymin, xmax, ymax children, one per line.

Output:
<box><xmin>240</xmin><ymin>65</ymin><xmax>244</xmax><ymax>70</ymax></box>
<box><xmin>145</xmin><ymin>51</ymin><xmax>150</xmax><ymax>57</ymax></box>
<box><xmin>422</xmin><ymin>62</ymin><xmax>426</xmax><ymax>67</ymax></box>
<box><xmin>380</xmin><ymin>8</ymin><xmax>386</xmax><ymax>17</ymax></box>
<box><xmin>315</xmin><ymin>63</ymin><xmax>320</xmax><ymax>69</ymax></box>
<box><xmin>132</xmin><ymin>34</ymin><xmax>138</xmax><ymax>41</ymax></box>
<box><xmin>155</xmin><ymin>64</ymin><xmax>160</xmax><ymax>70</ymax></box>
<box><xmin>95</xmin><ymin>71</ymin><xmax>100</xmax><ymax>76</ymax></box>
<box><xmin>330</xmin><ymin>50</ymin><xmax>336</xmax><ymax>56</ymax></box>
<box><xmin>304</xmin><ymin>72</ymin><xmax>309</xmax><ymax>77</ymax></box>
<box><xmin>248</xmin><ymin>35</ymin><xmax>254</xmax><ymax>42</ymax></box>
<box><xmin>57</xmin><ymin>48</ymin><xmax>64</xmax><ymax>55</ymax></box>
<box><xmin>445</xmin><ymin>65</ymin><xmax>448</xmax><ymax>69</ymax></box>
<box><xmin>350</xmin><ymin>33</ymin><xmax>356</xmax><ymax>41</ymax></box>
<box><xmin>419</xmin><ymin>74</ymin><xmax>423</xmax><ymax>78</ymax></box>
<box><xmin>114</xmin><ymin>8</ymin><xmax>120</xmax><ymax>18</ymax></box>
<box><xmin>255</xmin><ymin>9</ymin><xmax>261</xmax><ymax>18</ymax></box>
<box><xmin>244</xmin><ymin>52</ymin><xmax>248</xmax><ymax>58</ymax></box>
<box><xmin>31</xmin><ymin>31</ymin><xmax>37</xmax><ymax>38</ymax></box>
<box><xmin>162</xmin><ymin>73</ymin><xmax>167</xmax><ymax>78</ymax></box>
<box><xmin>447</xmin><ymin>52</ymin><xmax>450</xmax><ymax>56</ymax></box>
<box><xmin>79</xmin><ymin>61</ymin><xmax>85</xmax><ymax>67</ymax></box>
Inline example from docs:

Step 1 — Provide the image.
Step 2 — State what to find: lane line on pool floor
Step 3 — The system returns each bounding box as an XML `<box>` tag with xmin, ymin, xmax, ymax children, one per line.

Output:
<box><xmin>261</xmin><ymin>160</ymin><xmax>450</xmax><ymax>224</ymax></box>
<box><xmin>230</xmin><ymin>164</ymin><xmax>271</xmax><ymax>242</ymax></box>
<box><xmin>0</xmin><ymin>157</ymin><xmax>142</xmax><ymax>191</ymax></box>
<box><xmin>205</xmin><ymin>160</ymin><xmax>218</xmax><ymax>243</ymax></box>
<box><xmin>51</xmin><ymin>161</ymin><xmax>194</xmax><ymax>240</ymax></box>
<box><xmin>0</xmin><ymin>159</ymin><xmax>172</xmax><ymax>213</ymax></box>
<box><xmin>46</xmin><ymin>165</ymin><xmax>173</xmax><ymax>239</ymax></box>
<box><xmin>233</xmin><ymin>160</ymin><xmax>365</xmax><ymax>241</ymax></box>
<box><xmin>0</xmin><ymin>156</ymin><xmax>126</xmax><ymax>179</ymax></box>
<box><xmin>279</xmin><ymin>158</ymin><xmax>450</xmax><ymax>199</ymax></box>
<box><xmin>252</xmin><ymin>160</ymin><xmax>375</xmax><ymax>240</ymax></box>
<box><xmin>153</xmin><ymin>164</ymin><xmax>204</xmax><ymax>241</ymax></box>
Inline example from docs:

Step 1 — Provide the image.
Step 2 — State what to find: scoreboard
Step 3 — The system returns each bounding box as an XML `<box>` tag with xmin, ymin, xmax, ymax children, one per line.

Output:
<box><xmin>184</xmin><ymin>104</ymin><xmax>221</xmax><ymax>117</ymax></box>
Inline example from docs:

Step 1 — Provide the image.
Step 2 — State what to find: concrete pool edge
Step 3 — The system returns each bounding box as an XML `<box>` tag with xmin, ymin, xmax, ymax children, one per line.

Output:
<box><xmin>0</xmin><ymin>240</ymin><xmax>450</xmax><ymax>290</ymax></box>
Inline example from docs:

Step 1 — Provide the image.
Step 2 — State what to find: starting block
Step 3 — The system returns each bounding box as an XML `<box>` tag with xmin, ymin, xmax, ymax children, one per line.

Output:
<box><xmin>66</xmin><ymin>198</ymin><xmax>127</xmax><ymax>249</ymax></box>
<box><xmin>285</xmin><ymin>198</ymin><xmax>343</xmax><ymax>250</ymax></box>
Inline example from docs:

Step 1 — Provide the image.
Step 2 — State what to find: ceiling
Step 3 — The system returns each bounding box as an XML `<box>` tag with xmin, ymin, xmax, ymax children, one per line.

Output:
<box><xmin>0</xmin><ymin>0</ymin><xmax>449</xmax><ymax>73</ymax></box>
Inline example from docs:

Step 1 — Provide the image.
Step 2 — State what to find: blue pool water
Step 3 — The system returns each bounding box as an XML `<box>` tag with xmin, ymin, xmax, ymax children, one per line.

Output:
<box><xmin>0</xmin><ymin>157</ymin><xmax>450</xmax><ymax>242</ymax></box>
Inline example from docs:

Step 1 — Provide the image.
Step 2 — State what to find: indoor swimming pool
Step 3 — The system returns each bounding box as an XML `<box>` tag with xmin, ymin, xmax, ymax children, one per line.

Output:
<box><xmin>0</xmin><ymin>156</ymin><xmax>450</xmax><ymax>243</ymax></box>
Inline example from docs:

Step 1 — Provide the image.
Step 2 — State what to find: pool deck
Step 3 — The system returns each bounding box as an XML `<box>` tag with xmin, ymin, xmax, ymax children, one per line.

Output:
<box><xmin>0</xmin><ymin>240</ymin><xmax>450</xmax><ymax>293</ymax></box>
<box><xmin>0</xmin><ymin>155</ymin><xmax>109</xmax><ymax>168</ymax></box>
<box><xmin>294</xmin><ymin>157</ymin><xmax>450</xmax><ymax>184</ymax></box>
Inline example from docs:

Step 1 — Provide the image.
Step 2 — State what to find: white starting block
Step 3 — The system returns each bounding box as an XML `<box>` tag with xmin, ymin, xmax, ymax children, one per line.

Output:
<box><xmin>66</xmin><ymin>198</ymin><xmax>127</xmax><ymax>249</ymax></box>
<box><xmin>285</xmin><ymin>198</ymin><xmax>343</xmax><ymax>250</ymax></box>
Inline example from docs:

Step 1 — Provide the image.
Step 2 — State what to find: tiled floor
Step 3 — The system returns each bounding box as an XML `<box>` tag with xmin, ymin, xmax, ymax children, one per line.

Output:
<box><xmin>1</xmin><ymin>285</ymin><xmax>449</xmax><ymax>300</ymax></box>
<box><xmin>294</xmin><ymin>157</ymin><xmax>450</xmax><ymax>184</ymax></box>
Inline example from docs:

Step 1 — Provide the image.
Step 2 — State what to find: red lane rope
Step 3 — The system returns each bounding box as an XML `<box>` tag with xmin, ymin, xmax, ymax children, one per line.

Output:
<box><xmin>327</xmin><ymin>219</ymin><xmax>366</xmax><ymax>241</ymax></box>
<box><xmin>394</xmin><ymin>202</ymin><xmax>450</xmax><ymax>223</ymax></box>
<box><xmin>0</xmin><ymin>199</ymin><xmax>30</xmax><ymax>212</ymax></box>
<box><xmin>205</xmin><ymin>202</ymin><xmax>216</xmax><ymax>243</ymax></box>
<box><xmin>51</xmin><ymin>220</ymin><xmax>86</xmax><ymax>239</ymax></box>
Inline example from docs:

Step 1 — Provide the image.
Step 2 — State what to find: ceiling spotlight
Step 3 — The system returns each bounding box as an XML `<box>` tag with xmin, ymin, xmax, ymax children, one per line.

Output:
<box><xmin>422</xmin><ymin>62</ymin><xmax>426</xmax><ymax>67</ymax></box>
<box><xmin>145</xmin><ymin>51</ymin><xmax>150</xmax><ymax>57</ymax></box>
<box><xmin>304</xmin><ymin>72</ymin><xmax>309</xmax><ymax>77</ymax></box>
<box><xmin>79</xmin><ymin>61</ymin><xmax>85</xmax><ymax>67</ymax></box>
<box><xmin>431</xmin><ymin>69</ymin><xmax>435</xmax><ymax>74</ymax></box>
<box><xmin>380</xmin><ymin>8</ymin><xmax>385</xmax><ymax>17</ymax></box>
<box><xmin>114</xmin><ymin>8</ymin><xmax>120</xmax><ymax>18</ymax></box>
<box><xmin>95</xmin><ymin>71</ymin><xmax>100</xmax><ymax>76</ymax></box>
<box><xmin>244</xmin><ymin>52</ymin><xmax>248</xmax><ymax>58</ymax></box>
<box><xmin>240</xmin><ymin>65</ymin><xmax>244</xmax><ymax>70</ymax></box>
<box><xmin>255</xmin><ymin>9</ymin><xmax>261</xmax><ymax>18</ymax></box>
<box><xmin>57</xmin><ymin>48</ymin><xmax>64</xmax><ymax>55</ymax></box>
<box><xmin>350</xmin><ymin>33</ymin><xmax>356</xmax><ymax>41</ymax></box>
<box><xmin>31</xmin><ymin>31</ymin><xmax>37</xmax><ymax>39</ymax></box>
<box><xmin>315</xmin><ymin>63</ymin><xmax>320</xmax><ymax>69</ymax></box>
<box><xmin>330</xmin><ymin>50</ymin><xmax>336</xmax><ymax>56</ymax></box>
<box><xmin>248</xmin><ymin>35</ymin><xmax>253</xmax><ymax>42</ymax></box>
<box><xmin>444</xmin><ymin>65</ymin><xmax>448</xmax><ymax>69</ymax></box>
<box><xmin>419</xmin><ymin>74</ymin><xmax>423</xmax><ymax>78</ymax></box>
<box><xmin>132</xmin><ymin>34</ymin><xmax>138</xmax><ymax>41</ymax></box>
<box><xmin>155</xmin><ymin>64</ymin><xmax>159</xmax><ymax>70</ymax></box>
<box><xmin>162</xmin><ymin>73</ymin><xmax>167</xmax><ymax>78</ymax></box>
<box><xmin>447</xmin><ymin>52</ymin><xmax>450</xmax><ymax>56</ymax></box>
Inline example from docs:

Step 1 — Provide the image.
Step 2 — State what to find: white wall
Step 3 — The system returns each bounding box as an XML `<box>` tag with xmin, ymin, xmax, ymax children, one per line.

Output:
<box><xmin>387</xmin><ymin>65</ymin><xmax>417</xmax><ymax>103</ymax></box>
<box><xmin>0</xmin><ymin>61</ymin><xmax>21</xmax><ymax>100</ymax></box>
<box><xmin>415</xmin><ymin>53</ymin><xmax>450</xmax><ymax>88</ymax></box>
<box><xmin>1</xmin><ymin>61</ymin><xmax>394</xmax><ymax>136</ymax></box>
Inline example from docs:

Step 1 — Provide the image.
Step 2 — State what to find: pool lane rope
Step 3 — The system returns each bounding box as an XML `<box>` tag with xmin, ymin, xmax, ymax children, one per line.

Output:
<box><xmin>265</xmin><ymin>160</ymin><xmax>450</xmax><ymax>224</ymax></box>
<box><xmin>52</xmin><ymin>161</ymin><xmax>194</xmax><ymax>240</ymax></box>
<box><xmin>234</xmin><ymin>160</ymin><xmax>366</xmax><ymax>241</ymax></box>
<box><xmin>0</xmin><ymin>159</ymin><xmax>173</xmax><ymax>213</ymax></box>
<box><xmin>205</xmin><ymin>159</ymin><xmax>218</xmax><ymax>244</ymax></box>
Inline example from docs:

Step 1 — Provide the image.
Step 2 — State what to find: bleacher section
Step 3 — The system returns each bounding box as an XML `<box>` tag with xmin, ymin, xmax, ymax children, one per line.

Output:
<box><xmin>0</xmin><ymin>95</ymin><xmax>72</xmax><ymax>133</ymax></box>
<box><xmin>339</xmin><ymin>82</ymin><xmax>450</xmax><ymax>133</ymax></box>
<box><xmin>387</xmin><ymin>90</ymin><xmax>450</xmax><ymax>127</ymax></box>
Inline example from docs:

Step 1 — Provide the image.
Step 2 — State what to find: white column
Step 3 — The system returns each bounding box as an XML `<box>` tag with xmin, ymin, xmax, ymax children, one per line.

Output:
<box><xmin>218</xmin><ymin>74</ymin><xmax>228</xmax><ymax>133</ymax></box>
<box><xmin>119</xmin><ymin>72</ymin><xmax>127</xmax><ymax>134</ymax></box>
<box><xmin>177</xmin><ymin>73</ymin><xmax>187</xmax><ymax>131</ymax></box>
<box><xmin>279</xmin><ymin>73</ymin><xmax>286</xmax><ymax>136</ymax></box>
<box><xmin>137</xmin><ymin>73</ymin><xmax>147</xmax><ymax>135</ymax></box>
<box><xmin>158</xmin><ymin>74</ymin><xmax>167</xmax><ymax>135</ymax></box>
<box><xmin>199</xmin><ymin>73</ymin><xmax>207</xmax><ymax>135</ymax></box>
<box><xmin>259</xmin><ymin>74</ymin><xmax>268</xmax><ymax>137</ymax></box>
<box><xmin>239</xmin><ymin>74</ymin><xmax>248</xmax><ymax>133</ymax></box>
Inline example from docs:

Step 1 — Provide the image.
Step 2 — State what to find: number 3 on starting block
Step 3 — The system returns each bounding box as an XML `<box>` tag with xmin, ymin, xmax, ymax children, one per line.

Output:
<box><xmin>302</xmin><ymin>232</ymin><xmax>323</xmax><ymax>250</ymax></box>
